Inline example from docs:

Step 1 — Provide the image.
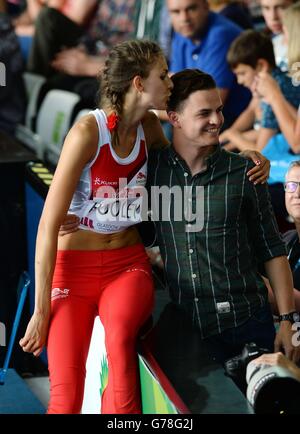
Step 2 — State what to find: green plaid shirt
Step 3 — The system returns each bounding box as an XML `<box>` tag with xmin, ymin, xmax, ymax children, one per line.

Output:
<box><xmin>146</xmin><ymin>145</ymin><xmax>287</xmax><ymax>338</ymax></box>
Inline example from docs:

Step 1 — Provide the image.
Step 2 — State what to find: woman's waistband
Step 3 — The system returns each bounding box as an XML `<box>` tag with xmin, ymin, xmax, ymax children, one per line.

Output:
<box><xmin>55</xmin><ymin>243</ymin><xmax>148</xmax><ymax>266</ymax></box>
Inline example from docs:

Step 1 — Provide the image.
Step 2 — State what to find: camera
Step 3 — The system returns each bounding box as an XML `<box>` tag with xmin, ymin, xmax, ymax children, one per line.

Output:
<box><xmin>224</xmin><ymin>342</ymin><xmax>268</xmax><ymax>381</ymax></box>
<box><xmin>225</xmin><ymin>343</ymin><xmax>300</xmax><ymax>414</ymax></box>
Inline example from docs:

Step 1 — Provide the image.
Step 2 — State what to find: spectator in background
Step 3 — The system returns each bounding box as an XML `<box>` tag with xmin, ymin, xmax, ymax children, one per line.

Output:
<box><xmin>11</xmin><ymin>0</ymin><xmax>45</xmax><ymax>60</ymax></box>
<box><xmin>220</xmin><ymin>30</ymin><xmax>300</xmax><ymax>151</ymax></box>
<box><xmin>239</xmin><ymin>1</ymin><xmax>300</xmax><ymax>230</ymax></box>
<box><xmin>255</xmin><ymin>1</ymin><xmax>300</xmax><ymax>154</ymax></box>
<box><xmin>4</xmin><ymin>0</ymin><xmax>26</xmax><ymax>16</ymax></box>
<box><xmin>265</xmin><ymin>161</ymin><xmax>300</xmax><ymax>314</ymax></box>
<box><xmin>12</xmin><ymin>1</ymin><xmax>97</xmax><ymax>60</ymax></box>
<box><xmin>167</xmin><ymin>0</ymin><xmax>251</xmax><ymax>128</ymax></box>
<box><xmin>0</xmin><ymin>10</ymin><xmax>26</xmax><ymax>134</ymax></box>
<box><xmin>260</xmin><ymin>0</ymin><xmax>294</xmax><ymax>71</ymax></box>
<box><xmin>208</xmin><ymin>0</ymin><xmax>253</xmax><ymax>29</ymax></box>
<box><xmin>27</xmin><ymin>0</ymin><xmax>98</xmax><ymax>77</ymax></box>
<box><xmin>254</xmin><ymin>3</ymin><xmax>300</xmax><ymax>322</ymax></box>
<box><xmin>27</xmin><ymin>0</ymin><xmax>135</xmax><ymax>108</ymax></box>
<box><xmin>13</xmin><ymin>0</ymin><xmax>45</xmax><ymax>36</ymax></box>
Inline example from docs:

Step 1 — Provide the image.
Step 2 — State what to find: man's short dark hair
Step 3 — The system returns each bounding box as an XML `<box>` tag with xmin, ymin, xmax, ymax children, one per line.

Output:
<box><xmin>167</xmin><ymin>69</ymin><xmax>216</xmax><ymax>113</ymax></box>
<box><xmin>227</xmin><ymin>30</ymin><xmax>276</xmax><ymax>69</ymax></box>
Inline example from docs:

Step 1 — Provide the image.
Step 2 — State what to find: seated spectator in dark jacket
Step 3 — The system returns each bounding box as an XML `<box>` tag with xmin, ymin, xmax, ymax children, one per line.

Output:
<box><xmin>12</xmin><ymin>0</ymin><xmax>96</xmax><ymax>60</ymax></box>
<box><xmin>26</xmin><ymin>0</ymin><xmax>135</xmax><ymax>108</ymax></box>
<box><xmin>0</xmin><ymin>12</ymin><xmax>26</xmax><ymax>134</ymax></box>
<box><xmin>27</xmin><ymin>0</ymin><xmax>98</xmax><ymax>77</ymax></box>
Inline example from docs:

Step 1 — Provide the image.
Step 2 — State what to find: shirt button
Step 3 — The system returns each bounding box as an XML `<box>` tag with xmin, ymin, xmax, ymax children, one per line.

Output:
<box><xmin>192</xmin><ymin>273</ymin><xmax>197</xmax><ymax>279</ymax></box>
<box><xmin>192</xmin><ymin>54</ymin><xmax>199</xmax><ymax>60</ymax></box>
<box><xmin>189</xmin><ymin>249</ymin><xmax>194</xmax><ymax>254</ymax></box>
<box><xmin>194</xmin><ymin>297</ymin><xmax>199</xmax><ymax>302</ymax></box>
<box><xmin>184</xmin><ymin>172</ymin><xmax>189</xmax><ymax>177</ymax></box>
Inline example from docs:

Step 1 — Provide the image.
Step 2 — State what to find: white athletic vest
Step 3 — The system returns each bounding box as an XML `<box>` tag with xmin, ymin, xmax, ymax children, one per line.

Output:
<box><xmin>68</xmin><ymin>109</ymin><xmax>148</xmax><ymax>234</ymax></box>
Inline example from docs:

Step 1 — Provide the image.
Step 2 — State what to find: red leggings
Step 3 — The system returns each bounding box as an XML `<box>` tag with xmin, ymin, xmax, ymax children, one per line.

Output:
<box><xmin>47</xmin><ymin>244</ymin><xmax>154</xmax><ymax>414</ymax></box>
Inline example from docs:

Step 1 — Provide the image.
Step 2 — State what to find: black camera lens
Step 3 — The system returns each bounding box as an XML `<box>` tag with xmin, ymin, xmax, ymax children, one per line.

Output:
<box><xmin>225</xmin><ymin>343</ymin><xmax>300</xmax><ymax>414</ymax></box>
<box><xmin>251</xmin><ymin>377</ymin><xmax>300</xmax><ymax>414</ymax></box>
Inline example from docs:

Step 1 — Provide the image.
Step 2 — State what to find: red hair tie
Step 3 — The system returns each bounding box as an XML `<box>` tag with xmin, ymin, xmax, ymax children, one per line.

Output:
<box><xmin>106</xmin><ymin>112</ymin><xmax>120</xmax><ymax>132</ymax></box>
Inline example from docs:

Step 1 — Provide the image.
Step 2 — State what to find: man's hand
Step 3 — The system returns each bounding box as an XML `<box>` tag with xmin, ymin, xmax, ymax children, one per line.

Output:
<box><xmin>240</xmin><ymin>150</ymin><xmax>270</xmax><ymax>184</ymax></box>
<box><xmin>59</xmin><ymin>214</ymin><xmax>80</xmax><ymax>236</ymax></box>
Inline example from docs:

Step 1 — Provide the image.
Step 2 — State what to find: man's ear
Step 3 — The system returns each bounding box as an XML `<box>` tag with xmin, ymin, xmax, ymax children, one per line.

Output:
<box><xmin>256</xmin><ymin>59</ymin><xmax>269</xmax><ymax>73</ymax></box>
<box><xmin>168</xmin><ymin>111</ymin><xmax>181</xmax><ymax>128</ymax></box>
<box><xmin>132</xmin><ymin>75</ymin><xmax>144</xmax><ymax>93</ymax></box>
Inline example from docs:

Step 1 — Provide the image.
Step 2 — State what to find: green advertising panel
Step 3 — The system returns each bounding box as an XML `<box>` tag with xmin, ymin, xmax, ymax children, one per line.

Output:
<box><xmin>99</xmin><ymin>354</ymin><xmax>179</xmax><ymax>414</ymax></box>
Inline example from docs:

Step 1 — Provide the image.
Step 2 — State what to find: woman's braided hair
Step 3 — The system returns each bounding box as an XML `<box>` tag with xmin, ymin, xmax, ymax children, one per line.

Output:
<box><xmin>99</xmin><ymin>39</ymin><xmax>163</xmax><ymax>116</ymax></box>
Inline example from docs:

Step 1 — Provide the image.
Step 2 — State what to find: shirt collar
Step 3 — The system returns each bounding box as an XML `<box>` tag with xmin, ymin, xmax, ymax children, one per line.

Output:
<box><xmin>167</xmin><ymin>144</ymin><xmax>222</xmax><ymax>171</ymax></box>
<box><xmin>206</xmin><ymin>144</ymin><xmax>222</xmax><ymax>167</ymax></box>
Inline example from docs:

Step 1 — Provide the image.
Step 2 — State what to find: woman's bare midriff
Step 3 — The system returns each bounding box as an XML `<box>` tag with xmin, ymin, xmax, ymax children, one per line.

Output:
<box><xmin>57</xmin><ymin>226</ymin><xmax>142</xmax><ymax>251</ymax></box>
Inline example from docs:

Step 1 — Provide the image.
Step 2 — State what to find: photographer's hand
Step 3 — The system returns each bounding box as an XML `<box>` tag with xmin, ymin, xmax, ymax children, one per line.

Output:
<box><xmin>252</xmin><ymin>352</ymin><xmax>300</xmax><ymax>381</ymax></box>
<box><xmin>275</xmin><ymin>321</ymin><xmax>300</xmax><ymax>363</ymax></box>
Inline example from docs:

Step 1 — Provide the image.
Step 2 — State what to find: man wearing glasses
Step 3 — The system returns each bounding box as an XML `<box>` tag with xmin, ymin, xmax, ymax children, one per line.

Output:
<box><xmin>267</xmin><ymin>161</ymin><xmax>300</xmax><ymax>315</ymax></box>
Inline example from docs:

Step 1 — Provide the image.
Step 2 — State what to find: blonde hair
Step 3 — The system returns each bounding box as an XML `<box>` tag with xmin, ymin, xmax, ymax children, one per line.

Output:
<box><xmin>283</xmin><ymin>1</ymin><xmax>300</xmax><ymax>69</ymax></box>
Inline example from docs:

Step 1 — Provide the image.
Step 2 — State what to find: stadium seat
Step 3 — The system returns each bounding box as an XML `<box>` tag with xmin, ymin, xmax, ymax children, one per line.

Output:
<box><xmin>15</xmin><ymin>72</ymin><xmax>46</xmax><ymax>155</ymax></box>
<box><xmin>36</xmin><ymin>89</ymin><xmax>80</xmax><ymax>164</ymax></box>
<box><xmin>23</xmin><ymin>72</ymin><xmax>47</xmax><ymax>130</ymax></box>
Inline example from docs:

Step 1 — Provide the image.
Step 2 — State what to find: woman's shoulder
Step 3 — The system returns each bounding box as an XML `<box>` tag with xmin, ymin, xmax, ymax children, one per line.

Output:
<box><xmin>61</xmin><ymin>113</ymin><xmax>99</xmax><ymax>163</ymax></box>
<box><xmin>70</xmin><ymin>113</ymin><xmax>99</xmax><ymax>143</ymax></box>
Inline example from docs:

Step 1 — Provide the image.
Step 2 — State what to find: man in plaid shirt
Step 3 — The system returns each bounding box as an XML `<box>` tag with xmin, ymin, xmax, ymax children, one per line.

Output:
<box><xmin>146</xmin><ymin>68</ymin><xmax>300</xmax><ymax>365</ymax></box>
